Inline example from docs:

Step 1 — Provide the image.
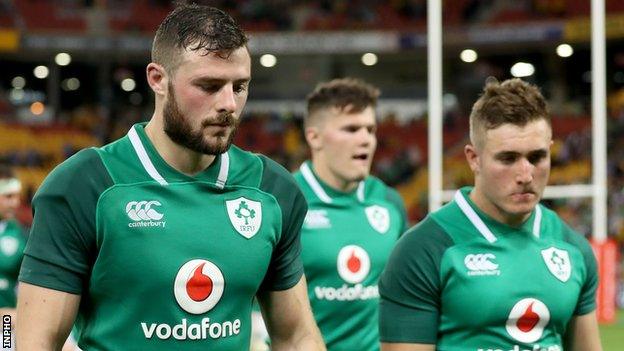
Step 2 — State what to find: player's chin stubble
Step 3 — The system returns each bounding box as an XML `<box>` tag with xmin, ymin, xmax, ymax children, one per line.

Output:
<box><xmin>163</xmin><ymin>85</ymin><xmax>239</xmax><ymax>155</ymax></box>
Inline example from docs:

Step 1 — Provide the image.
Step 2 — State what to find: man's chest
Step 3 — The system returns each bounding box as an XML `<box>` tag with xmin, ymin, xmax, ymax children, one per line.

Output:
<box><xmin>91</xmin><ymin>183</ymin><xmax>282</xmax><ymax>298</ymax></box>
<box><xmin>301</xmin><ymin>203</ymin><xmax>401</xmax><ymax>285</ymax></box>
<box><xmin>439</xmin><ymin>237</ymin><xmax>586</xmax><ymax>341</ymax></box>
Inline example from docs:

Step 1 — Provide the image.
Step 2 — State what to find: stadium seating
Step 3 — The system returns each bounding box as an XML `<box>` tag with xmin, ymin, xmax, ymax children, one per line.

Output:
<box><xmin>10</xmin><ymin>0</ymin><xmax>624</xmax><ymax>33</ymax></box>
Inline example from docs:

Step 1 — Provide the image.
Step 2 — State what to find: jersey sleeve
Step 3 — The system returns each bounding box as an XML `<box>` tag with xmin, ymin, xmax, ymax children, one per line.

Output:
<box><xmin>378</xmin><ymin>217</ymin><xmax>453</xmax><ymax>344</ymax></box>
<box><xmin>18</xmin><ymin>148</ymin><xmax>113</xmax><ymax>294</ymax></box>
<box><xmin>258</xmin><ymin>156</ymin><xmax>308</xmax><ymax>291</ymax></box>
<box><xmin>385</xmin><ymin>187</ymin><xmax>409</xmax><ymax>233</ymax></box>
<box><xmin>562</xmin><ymin>225</ymin><xmax>598</xmax><ymax>315</ymax></box>
<box><xmin>13</xmin><ymin>224</ymin><xmax>27</xmax><ymax>278</ymax></box>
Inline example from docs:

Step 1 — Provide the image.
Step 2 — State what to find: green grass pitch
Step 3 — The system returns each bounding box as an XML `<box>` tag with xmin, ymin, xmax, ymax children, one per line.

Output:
<box><xmin>600</xmin><ymin>309</ymin><xmax>624</xmax><ymax>350</ymax></box>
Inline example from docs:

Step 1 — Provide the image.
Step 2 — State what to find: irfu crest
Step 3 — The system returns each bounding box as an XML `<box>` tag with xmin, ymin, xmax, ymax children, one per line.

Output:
<box><xmin>365</xmin><ymin>205</ymin><xmax>390</xmax><ymax>234</ymax></box>
<box><xmin>0</xmin><ymin>237</ymin><xmax>18</xmax><ymax>256</ymax></box>
<box><xmin>541</xmin><ymin>247</ymin><xmax>571</xmax><ymax>282</ymax></box>
<box><xmin>235</xmin><ymin>201</ymin><xmax>256</xmax><ymax>225</ymax></box>
<box><xmin>226</xmin><ymin>197</ymin><xmax>262</xmax><ymax>239</ymax></box>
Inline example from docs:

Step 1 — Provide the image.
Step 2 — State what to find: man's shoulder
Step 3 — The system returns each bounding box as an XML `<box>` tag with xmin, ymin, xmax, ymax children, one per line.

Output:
<box><xmin>228</xmin><ymin>146</ymin><xmax>301</xmax><ymax>194</ymax></box>
<box><xmin>258</xmin><ymin>153</ymin><xmax>300</xmax><ymax>191</ymax></box>
<box><xmin>98</xmin><ymin>132</ymin><xmax>132</xmax><ymax>156</ymax></box>
<box><xmin>363</xmin><ymin>175</ymin><xmax>389</xmax><ymax>192</ymax></box>
<box><xmin>539</xmin><ymin>204</ymin><xmax>579</xmax><ymax>237</ymax></box>
<box><xmin>426</xmin><ymin>199</ymin><xmax>476</xmax><ymax>240</ymax></box>
<box><xmin>399</xmin><ymin>216</ymin><xmax>455</xmax><ymax>252</ymax></box>
<box><xmin>382</xmin><ymin>216</ymin><xmax>455</xmax><ymax>286</ymax></box>
<box><xmin>54</xmin><ymin>147</ymin><xmax>102</xmax><ymax>171</ymax></box>
<box><xmin>363</xmin><ymin>175</ymin><xmax>405</xmax><ymax>215</ymax></box>
<box><xmin>365</xmin><ymin>175</ymin><xmax>401</xmax><ymax>199</ymax></box>
<box><xmin>39</xmin><ymin>148</ymin><xmax>102</xmax><ymax>190</ymax></box>
<box><xmin>539</xmin><ymin>204</ymin><xmax>592</xmax><ymax>252</ymax></box>
<box><xmin>36</xmin><ymin>147</ymin><xmax>112</xmax><ymax>199</ymax></box>
<box><xmin>226</xmin><ymin>144</ymin><xmax>261</xmax><ymax>163</ymax></box>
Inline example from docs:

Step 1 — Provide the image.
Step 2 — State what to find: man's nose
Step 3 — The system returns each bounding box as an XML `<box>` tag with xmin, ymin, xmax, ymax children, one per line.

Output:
<box><xmin>216</xmin><ymin>85</ymin><xmax>237</xmax><ymax>113</ymax></box>
<box><xmin>358</xmin><ymin>128</ymin><xmax>375</xmax><ymax>146</ymax></box>
<box><xmin>515</xmin><ymin>158</ymin><xmax>534</xmax><ymax>184</ymax></box>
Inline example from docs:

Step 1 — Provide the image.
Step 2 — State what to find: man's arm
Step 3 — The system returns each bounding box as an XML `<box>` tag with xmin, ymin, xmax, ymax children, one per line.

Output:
<box><xmin>257</xmin><ymin>276</ymin><xmax>325</xmax><ymax>351</ymax></box>
<box><xmin>564</xmin><ymin>311</ymin><xmax>603</xmax><ymax>351</ymax></box>
<box><xmin>381</xmin><ymin>343</ymin><xmax>435</xmax><ymax>351</ymax></box>
<box><xmin>0</xmin><ymin>308</ymin><xmax>16</xmax><ymax>328</ymax></box>
<box><xmin>17</xmin><ymin>282</ymin><xmax>80</xmax><ymax>351</ymax></box>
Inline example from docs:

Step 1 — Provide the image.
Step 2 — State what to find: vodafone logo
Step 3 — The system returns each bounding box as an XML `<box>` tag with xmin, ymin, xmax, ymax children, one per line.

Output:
<box><xmin>336</xmin><ymin>245</ymin><xmax>370</xmax><ymax>284</ymax></box>
<box><xmin>505</xmin><ymin>298</ymin><xmax>550</xmax><ymax>343</ymax></box>
<box><xmin>174</xmin><ymin>259</ymin><xmax>225</xmax><ymax>314</ymax></box>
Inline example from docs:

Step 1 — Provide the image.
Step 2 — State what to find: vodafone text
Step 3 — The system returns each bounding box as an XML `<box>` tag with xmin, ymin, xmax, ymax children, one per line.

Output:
<box><xmin>314</xmin><ymin>284</ymin><xmax>379</xmax><ymax>301</ymax></box>
<box><xmin>141</xmin><ymin>318</ymin><xmax>241</xmax><ymax>340</ymax></box>
<box><xmin>478</xmin><ymin>345</ymin><xmax>561</xmax><ymax>351</ymax></box>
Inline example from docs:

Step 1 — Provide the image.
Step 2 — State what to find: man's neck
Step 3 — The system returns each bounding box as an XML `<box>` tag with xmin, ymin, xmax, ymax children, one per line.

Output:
<box><xmin>144</xmin><ymin>119</ymin><xmax>216</xmax><ymax>176</ymax></box>
<box><xmin>311</xmin><ymin>160</ymin><xmax>359</xmax><ymax>193</ymax></box>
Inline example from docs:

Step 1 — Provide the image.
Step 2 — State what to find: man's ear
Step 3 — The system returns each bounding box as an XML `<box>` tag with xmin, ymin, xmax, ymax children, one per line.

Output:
<box><xmin>305</xmin><ymin>125</ymin><xmax>323</xmax><ymax>152</ymax></box>
<box><xmin>464</xmin><ymin>143</ymin><xmax>480</xmax><ymax>174</ymax></box>
<box><xmin>146</xmin><ymin>63</ymin><xmax>168</xmax><ymax>97</ymax></box>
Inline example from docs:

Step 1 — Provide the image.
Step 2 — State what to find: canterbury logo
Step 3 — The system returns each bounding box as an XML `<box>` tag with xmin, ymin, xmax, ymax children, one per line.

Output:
<box><xmin>126</xmin><ymin>201</ymin><xmax>164</xmax><ymax>221</ymax></box>
<box><xmin>464</xmin><ymin>253</ymin><xmax>500</xmax><ymax>276</ymax></box>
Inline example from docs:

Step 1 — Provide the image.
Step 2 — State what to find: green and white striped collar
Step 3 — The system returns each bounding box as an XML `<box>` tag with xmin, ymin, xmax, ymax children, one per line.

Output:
<box><xmin>299</xmin><ymin>161</ymin><xmax>365</xmax><ymax>204</ymax></box>
<box><xmin>454</xmin><ymin>187</ymin><xmax>542</xmax><ymax>243</ymax></box>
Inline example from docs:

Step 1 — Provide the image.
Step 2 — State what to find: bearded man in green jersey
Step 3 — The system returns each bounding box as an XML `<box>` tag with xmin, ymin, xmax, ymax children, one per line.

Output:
<box><xmin>294</xmin><ymin>78</ymin><xmax>408</xmax><ymax>350</ymax></box>
<box><xmin>17</xmin><ymin>4</ymin><xmax>324</xmax><ymax>351</ymax></box>
<box><xmin>379</xmin><ymin>78</ymin><xmax>602</xmax><ymax>351</ymax></box>
<box><xmin>0</xmin><ymin>165</ymin><xmax>26</xmax><ymax>324</ymax></box>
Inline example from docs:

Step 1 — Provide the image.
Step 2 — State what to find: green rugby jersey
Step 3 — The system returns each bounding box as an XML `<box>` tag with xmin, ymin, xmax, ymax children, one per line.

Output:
<box><xmin>295</xmin><ymin>161</ymin><xmax>408</xmax><ymax>351</ymax></box>
<box><xmin>0</xmin><ymin>219</ymin><xmax>25</xmax><ymax>308</ymax></box>
<box><xmin>19</xmin><ymin>123</ymin><xmax>307</xmax><ymax>351</ymax></box>
<box><xmin>379</xmin><ymin>187</ymin><xmax>597</xmax><ymax>351</ymax></box>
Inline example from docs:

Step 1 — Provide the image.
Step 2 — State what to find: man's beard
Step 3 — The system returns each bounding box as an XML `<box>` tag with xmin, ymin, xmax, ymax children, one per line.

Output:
<box><xmin>163</xmin><ymin>83</ymin><xmax>239</xmax><ymax>155</ymax></box>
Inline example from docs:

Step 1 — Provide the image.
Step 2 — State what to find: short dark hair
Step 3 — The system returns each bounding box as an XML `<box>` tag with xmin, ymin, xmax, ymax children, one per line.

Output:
<box><xmin>151</xmin><ymin>3</ymin><xmax>248</xmax><ymax>73</ymax></box>
<box><xmin>470</xmin><ymin>78</ymin><xmax>550</xmax><ymax>148</ymax></box>
<box><xmin>306</xmin><ymin>78</ymin><xmax>380</xmax><ymax>126</ymax></box>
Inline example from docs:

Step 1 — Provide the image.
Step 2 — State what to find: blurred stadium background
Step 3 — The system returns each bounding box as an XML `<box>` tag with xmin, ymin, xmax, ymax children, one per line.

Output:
<box><xmin>1</xmin><ymin>0</ymin><xmax>624</xmax><ymax>348</ymax></box>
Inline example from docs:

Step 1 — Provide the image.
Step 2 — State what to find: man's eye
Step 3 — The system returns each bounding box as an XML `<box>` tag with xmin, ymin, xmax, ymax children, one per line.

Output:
<box><xmin>200</xmin><ymin>85</ymin><xmax>219</xmax><ymax>92</ymax></box>
<box><xmin>499</xmin><ymin>156</ymin><xmax>516</xmax><ymax>164</ymax></box>
<box><xmin>528</xmin><ymin>153</ymin><xmax>546</xmax><ymax>164</ymax></box>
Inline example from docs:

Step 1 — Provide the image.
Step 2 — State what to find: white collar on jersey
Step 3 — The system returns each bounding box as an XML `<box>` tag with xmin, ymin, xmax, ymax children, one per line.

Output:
<box><xmin>299</xmin><ymin>162</ymin><xmax>365</xmax><ymax>204</ymax></box>
<box><xmin>127</xmin><ymin>125</ymin><xmax>230</xmax><ymax>189</ymax></box>
<box><xmin>454</xmin><ymin>190</ymin><xmax>542</xmax><ymax>244</ymax></box>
